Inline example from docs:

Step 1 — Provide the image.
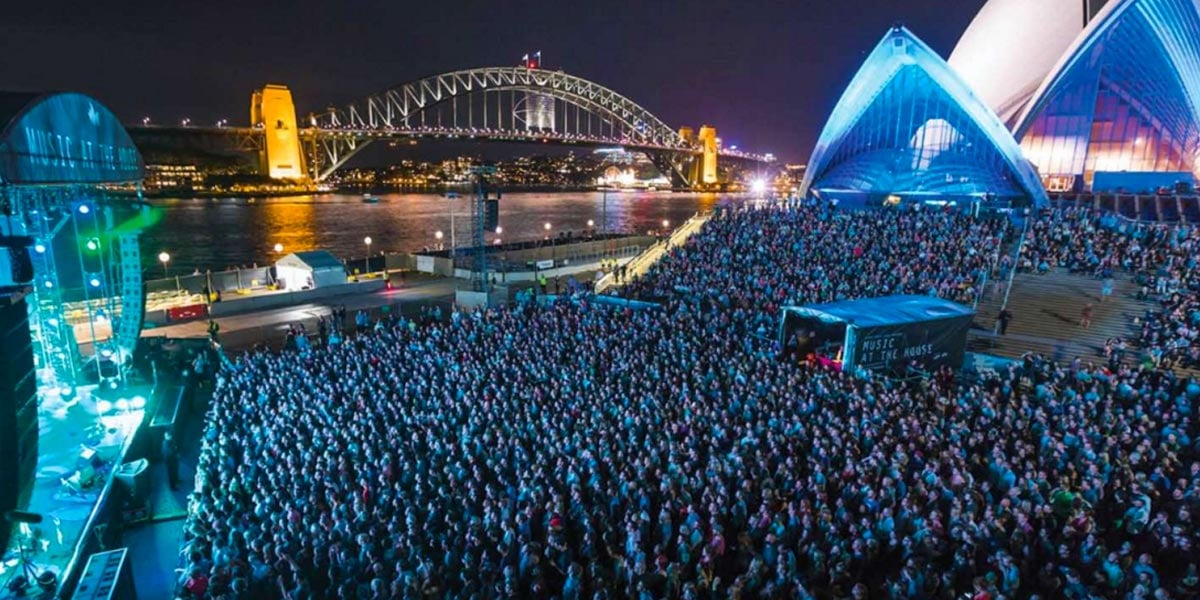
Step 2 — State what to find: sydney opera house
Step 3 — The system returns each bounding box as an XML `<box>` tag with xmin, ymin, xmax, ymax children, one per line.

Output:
<box><xmin>802</xmin><ymin>0</ymin><xmax>1200</xmax><ymax>208</ymax></box>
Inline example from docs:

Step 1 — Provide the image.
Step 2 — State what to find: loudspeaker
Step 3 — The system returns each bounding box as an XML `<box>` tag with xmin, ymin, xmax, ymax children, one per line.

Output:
<box><xmin>0</xmin><ymin>234</ymin><xmax>35</xmax><ymax>289</ymax></box>
<box><xmin>484</xmin><ymin>199</ymin><xmax>500</xmax><ymax>231</ymax></box>
<box><xmin>0</xmin><ymin>292</ymin><xmax>38</xmax><ymax>554</ymax></box>
<box><xmin>112</xmin><ymin>233</ymin><xmax>145</xmax><ymax>364</ymax></box>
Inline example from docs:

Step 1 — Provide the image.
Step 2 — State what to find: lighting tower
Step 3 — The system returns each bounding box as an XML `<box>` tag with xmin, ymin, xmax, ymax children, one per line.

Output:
<box><xmin>468</xmin><ymin>165</ymin><xmax>500</xmax><ymax>292</ymax></box>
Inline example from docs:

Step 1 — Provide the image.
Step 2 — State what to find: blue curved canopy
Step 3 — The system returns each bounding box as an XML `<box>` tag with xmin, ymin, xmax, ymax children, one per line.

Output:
<box><xmin>801</xmin><ymin>26</ymin><xmax>1049</xmax><ymax>206</ymax></box>
<box><xmin>0</xmin><ymin>92</ymin><xmax>143</xmax><ymax>185</ymax></box>
<box><xmin>783</xmin><ymin>295</ymin><xmax>974</xmax><ymax>329</ymax></box>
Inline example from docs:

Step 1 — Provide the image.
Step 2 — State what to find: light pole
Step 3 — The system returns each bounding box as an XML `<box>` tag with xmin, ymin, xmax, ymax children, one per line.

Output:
<box><xmin>447</xmin><ymin>193</ymin><xmax>456</xmax><ymax>263</ymax></box>
<box><xmin>544</xmin><ymin>222</ymin><xmax>553</xmax><ymax>263</ymax></box>
<box><xmin>363</xmin><ymin>236</ymin><xmax>372</xmax><ymax>276</ymax></box>
<box><xmin>158</xmin><ymin>251</ymin><xmax>170</xmax><ymax>278</ymax></box>
<box><xmin>602</xmin><ymin>188</ymin><xmax>608</xmax><ymax>236</ymax></box>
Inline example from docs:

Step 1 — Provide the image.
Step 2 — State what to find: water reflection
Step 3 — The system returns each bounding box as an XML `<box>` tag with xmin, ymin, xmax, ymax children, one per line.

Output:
<box><xmin>141</xmin><ymin>191</ymin><xmax>742</xmax><ymax>272</ymax></box>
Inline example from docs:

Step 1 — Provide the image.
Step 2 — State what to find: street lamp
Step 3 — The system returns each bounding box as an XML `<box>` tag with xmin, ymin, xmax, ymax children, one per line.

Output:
<box><xmin>181</xmin><ymin>118</ymin><xmax>191</xmax><ymax>127</ymax></box>
<box><xmin>273</xmin><ymin>243</ymin><xmax>284</xmax><ymax>253</ymax></box>
<box><xmin>587</xmin><ymin>219</ymin><xmax>595</xmax><ymax>228</ymax></box>
<box><xmin>142</xmin><ymin>117</ymin><xmax>150</xmax><ymax>126</ymax></box>
<box><xmin>663</xmin><ymin>219</ymin><xmax>670</xmax><ymax>229</ymax></box>
<box><xmin>363</xmin><ymin>236</ymin><xmax>372</xmax><ymax>275</ymax></box>
<box><xmin>435</xmin><ymin>230</ymin><xmax>444</xmax><ymax>251</ymax></box>
<box><xmin>158</xmin><ymin>251</ymin><xmax>170</xmax><ymax>278</ymax></box>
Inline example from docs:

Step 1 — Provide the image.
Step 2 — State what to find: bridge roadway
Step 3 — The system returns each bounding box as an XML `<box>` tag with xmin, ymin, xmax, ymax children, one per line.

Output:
<box><xmin>126</xmin><ymin>124</ymin><xmax>772</xmax><ymax>161</ymax></box>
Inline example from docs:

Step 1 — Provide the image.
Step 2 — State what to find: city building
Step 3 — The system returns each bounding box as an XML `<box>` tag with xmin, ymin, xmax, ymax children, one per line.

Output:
<box><xmin>142</xmin><ymin>164</ymin><xmax>201</xmax><ymax>193</ymax></box>
<box><xmin>800</xmin><ymin>26</ymin><xmax>1049</xmax><ymax>207</ymax></box>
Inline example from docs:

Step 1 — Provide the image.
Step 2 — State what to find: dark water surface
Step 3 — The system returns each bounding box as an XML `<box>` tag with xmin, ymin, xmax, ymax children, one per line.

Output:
<box><xmin>140</xmin><ymin>191</ymin><xmax>746</xmax><ymax>273</ymax></box>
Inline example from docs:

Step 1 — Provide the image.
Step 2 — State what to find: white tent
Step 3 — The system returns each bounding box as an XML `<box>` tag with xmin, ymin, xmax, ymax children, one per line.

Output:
<box><xmin>275</xmin><ymin>251</ymin><xmax>346</xmax><ymax>290</ymax></box>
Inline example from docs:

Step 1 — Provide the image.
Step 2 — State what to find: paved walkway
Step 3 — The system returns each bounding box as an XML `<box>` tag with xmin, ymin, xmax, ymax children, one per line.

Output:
<box><xmin>144</xmin><ymin>276</ymin><xmax>461</xmax><ymax>352</ymax></box>
<box><xmin>596</xmin><ymin>213</ymin><xmax>711</xmax><ymax>293</ymax></box>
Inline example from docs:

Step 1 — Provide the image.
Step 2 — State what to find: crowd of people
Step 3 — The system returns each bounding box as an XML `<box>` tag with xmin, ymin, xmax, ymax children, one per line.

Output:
<box><xmin>619</xmin><ymin>202</ymin><xmax>1007</xmax><ymax>339</ymax></box>
<box><xmin>178</xmin><ymin>201</ymin><xmax>1199</xmax><ymax>599</ymax></box>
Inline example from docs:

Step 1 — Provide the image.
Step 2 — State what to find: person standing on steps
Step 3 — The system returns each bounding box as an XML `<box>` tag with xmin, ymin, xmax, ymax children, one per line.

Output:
<box><xmin>1101</xmin><ymin>276</ymin><xmax>1114</xmax><ymax>302</ymax></box>
<box><xmin>997</xmin><ymin>308</ymin><xmax>1013</xmax><ymax>336</ymax></box>
<box><xmin>1080</xmin><ymin>303</ymin><xmax>1094</xmax><ymax>328</ymax></box>
<box><xmin>162</xmin><ymin>430</ymin><xmax>181</xmax><ymax>491</ymax></box>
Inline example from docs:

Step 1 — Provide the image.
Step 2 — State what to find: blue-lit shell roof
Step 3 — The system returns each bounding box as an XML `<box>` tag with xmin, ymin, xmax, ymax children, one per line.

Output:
<box><xmin>801</xmin><ymin>26</ymin><xmax>1049</xmax><ymax>206</ymax></box>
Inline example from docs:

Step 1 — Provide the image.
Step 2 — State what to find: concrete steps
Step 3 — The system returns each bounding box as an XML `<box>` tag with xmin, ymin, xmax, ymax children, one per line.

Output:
<box><xmin>967</xmin><ymin>268</ymin><xmax>1156</xmax><ymax>364</ymax></box>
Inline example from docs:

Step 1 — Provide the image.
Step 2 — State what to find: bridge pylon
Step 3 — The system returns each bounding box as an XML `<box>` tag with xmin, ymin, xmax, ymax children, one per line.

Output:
<box><xmin>674</xmin><ymin>126</ymin><xmax>719</xmax><ymax>189</ymax></box>
<box><xmin>250</xmin><ymin>85</ymin><xmax>310</xmax><ymax>182</ymax></box>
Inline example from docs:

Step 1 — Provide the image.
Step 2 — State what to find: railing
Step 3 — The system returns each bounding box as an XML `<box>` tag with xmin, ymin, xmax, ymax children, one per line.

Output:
<box><xmin>973</xmin><ymin>216</ymin><xmax>1019</xmax><ymax>312</ymax></box>
<box><xmin>595</xmin><ymin>211</ymin><xmax>712</xmax><ymax>294</ymax></box>
<box><xmin>457</xmin><ymin>244</ymin><xmax>644</xmax><ymax>273</ymax></box>
<box><xmin>1000</xmin><ymin>216</ymin><xmax>1031</xmax><ymax>312</ymax></box>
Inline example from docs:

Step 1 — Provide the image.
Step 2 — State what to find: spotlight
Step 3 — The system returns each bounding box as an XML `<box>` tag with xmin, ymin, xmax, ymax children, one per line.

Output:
<box><xmin>77</xmin><ymin>204</ymin><xmax>90</xmax><ymax>215</ymax></box>
<box><xmin>115</xmin><ymin>399</ymin><xmax>130</xmax><ymax>412</ymax></box>
<box><xmin>88</xmin><ymin>277</ymin><xmax>101</xmax><ymax>288</ymax></box>
<box><xmin>34</xmin><ymin>243</ymin><xmax>46</xmax><ymax>254</ymax></box>
<box><xmin>85</xmin><ymin>238</ymin><xmax>99</xmax><ymax>251</ymax></box>
<box><xmin>96</xmin><ymin>399</ymin><xmax>112</xmax><ymax>413</ymax></box>
<box><xmin>43</xmin><ymin>280</ymin><xmax>53</xmax><ymax>289</ymax></box>
<box><xmin>131</xmin><ymin>396</ymin><xmax>146</xmax><ymax>410</ymax></box>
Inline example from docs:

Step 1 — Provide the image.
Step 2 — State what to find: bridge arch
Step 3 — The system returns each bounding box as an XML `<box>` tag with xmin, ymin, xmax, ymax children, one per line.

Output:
<box><xmin>305</xmin><ymin>67</ymin><xmax>692</xmax><ymax>180</ymax></box>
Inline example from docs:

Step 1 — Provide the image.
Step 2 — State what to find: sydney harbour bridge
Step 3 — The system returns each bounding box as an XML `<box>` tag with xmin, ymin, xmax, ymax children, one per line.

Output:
<box><xmin>127</xmin><ymin>63</ymin><xmax>775</xmax><ymax>188</ymax></box>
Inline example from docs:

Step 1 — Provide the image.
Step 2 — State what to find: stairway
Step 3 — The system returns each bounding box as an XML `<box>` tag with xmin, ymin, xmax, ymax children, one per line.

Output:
<box><xmin>967</xmin><ymin>268</ymin><xmax>1158</xmax><ymax>365</ymax></box>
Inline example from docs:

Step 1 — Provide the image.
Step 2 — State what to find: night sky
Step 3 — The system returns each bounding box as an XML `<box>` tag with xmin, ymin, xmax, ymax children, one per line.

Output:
<box><xmin>0</xmin><ymin>0</ymin><xmax>985</xmax><ymax>162</ymax></box>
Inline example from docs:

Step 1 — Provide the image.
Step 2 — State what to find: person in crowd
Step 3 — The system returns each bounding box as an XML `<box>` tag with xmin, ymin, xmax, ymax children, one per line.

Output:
<box><xmin>998</xmin><ymin>308</ymin><xmax>1013</xmax><ymax>336</ymax></box>
<box><xmin>162</xmin><ymin>430</ymin><xmax>180</xmax><ymax>491</ymax></box>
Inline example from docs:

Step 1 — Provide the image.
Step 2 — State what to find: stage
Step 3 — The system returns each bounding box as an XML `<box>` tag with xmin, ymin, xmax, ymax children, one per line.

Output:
<box><xmin>0</xmin><ymin>384</ymin><xmax>147</xmax><ymax>599</ymax></box>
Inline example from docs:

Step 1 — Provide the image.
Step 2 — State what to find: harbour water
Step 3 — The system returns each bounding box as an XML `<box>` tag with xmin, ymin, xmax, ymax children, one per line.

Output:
<box><xmin>140</xmin><ymin>191</ymin><xmax>745</xmax><ymax>273</ymax></box>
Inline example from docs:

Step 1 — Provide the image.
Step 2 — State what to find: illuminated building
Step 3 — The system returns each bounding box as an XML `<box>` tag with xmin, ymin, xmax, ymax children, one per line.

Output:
<box><xmin>801</xmin><ymin>26</ymin><xmax>1048</xmax><ymax>206</ymax></box>
<box><xmin>952</xmin><ymin>0</ymin><xmax>1200</xmax><ymax>193</ymax></box>
<box><xmin>143</xmin><ymin>164</ymin><xmax>201</xmax><ymax>193</ymax></box>
<box><xmin>948</xmin><ymin>0</ymin><xmax>1103</xmax><ymax>126</ymax></box>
